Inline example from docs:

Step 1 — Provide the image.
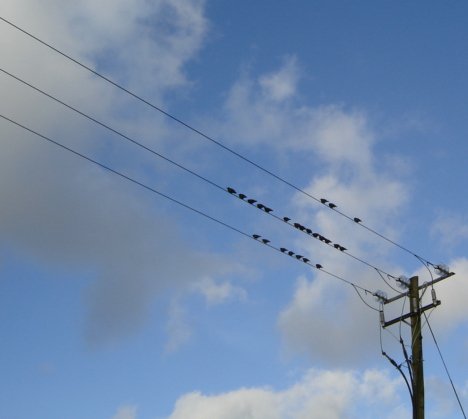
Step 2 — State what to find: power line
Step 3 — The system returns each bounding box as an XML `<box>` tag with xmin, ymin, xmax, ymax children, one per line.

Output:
<box><xmin>0</xmin><ymin>112</ymin><xmax>378</xmax><ymax>302</ymax></box>
<box><xmin>423</xmin><ymin>313</ymin><xmax>467</xmax><ymax>419</ymax></box>
<box><xmin>0</xmin><ymin>15</ymin><xmax>435</xmax><ymax>267</ymax></box>
<box><xmin>0</xmin><ymin>66</ymin><xmax>399</xmax><ymax>284</ymax></box>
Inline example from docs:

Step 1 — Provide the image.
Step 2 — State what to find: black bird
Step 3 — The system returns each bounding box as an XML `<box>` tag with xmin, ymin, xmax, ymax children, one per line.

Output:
<box><xmin>280</xmin><ymin>247</ymin><xmax>288</xmax><ymax>253</ymax></box>
<box><xmin>264</xmin><ymin>207</ymin><xmax>273</xmax><ymax>213</ymax></box>
<box><xmin>354</xmin><ymin>217</ymin><xmax>362</xmax><ymax>223</ymax></box>
<box><xmin>339</xmin><ymin>245</ymin><xmax>347</xmax><ymax>252</ymax></box>
<box><xmin>257</xmin><ymin>203</ymin><xmax>265</xmax><ymax>210</ymax></box>
<box><xmin>320</xmin><ymin>198</ymin><xmax>328</xmax><ymax>204</ymax></box>
<box><xmin>293</xmin><ymin>222</ymin><xmax>301</xmax><ymax>229</ymax></box>
<box><xmin>323</xmin><ymin>238</ymin><xmax>332</xmax><ymax>244</ymax></box>
<box><xmin>283</xmin><ymin>217</ymin><xmax>291</xmax><ymax>222</ymax></box>
<box><xmin>315</xmin><ymin>264</ymin><xmax>323</xmax><ymax>269</ymax></box>
<box><xmin>302</xmin><ymin>258</ymin><xmax>310</xmax><ymax>263</ymax></box>
<box><xmin>247</xmin><ymin>199</ymin><xmax>257</xmax><ymax>204</ymax></box>
<box><xmin>227</xmin><ymin>187</ymin><xmax>236</xmax><ymax>194</ymax></box>
<box><xmin>334</xmin><ymin>243</ymin><xmax>340</xmax><ymax>249</ymax></box>
<box><xmin>312</xmin><ymin>233</ymin><xmax>319</xmax><ymax>238</ymax></box>
<box><xmin>328</xmin><ymin>203</ymin><xmax>337</xmax><ymax>209</ymax></box>
<box><xmin>288</xmin><ymin>251</ymin><xmax>295</xmax><ymax>256</ymax></box>
<box><xmin>252</xmin><ymin>234</ymin><xmax>261</xmax><ymax>240</ymax></box>
<box><xmin>262</xmin><ymin>239</ymin><xmax>270</xmax><ymax>245</ymax></box>
<box><xmin>305</xmin><ymin>228</ymin><xmax>313</xmax><ymax>235</ymax></box>
<box><xmin>238</xmin><ymin>193</ymin><xmax>247</xmax><ymax>200</ymax></box>
<box><xmin>318</xmin><ymin>235</ymin><xmax>325</xmax><ymax>241</ymax></box>
<box><xmin>295</xmin><ymin>255</ymin><xmax>303</xmax><ymax>259</ymax></box>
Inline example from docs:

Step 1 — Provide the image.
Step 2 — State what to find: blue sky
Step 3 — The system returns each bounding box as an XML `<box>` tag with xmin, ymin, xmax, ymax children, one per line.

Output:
<box><xmin>0</xmin><ymin>1</ymin><xmax>467</xmax><ymax>418</ymax></box>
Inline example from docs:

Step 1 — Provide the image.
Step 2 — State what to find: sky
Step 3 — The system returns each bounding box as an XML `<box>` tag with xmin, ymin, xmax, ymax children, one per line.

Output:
<box><xmin>0</xmin><ymin>1</ymin><xmax>467</xmax><ymax>418</ymax></box>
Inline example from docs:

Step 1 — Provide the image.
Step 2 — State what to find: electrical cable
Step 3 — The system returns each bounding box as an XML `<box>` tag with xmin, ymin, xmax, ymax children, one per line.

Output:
<box><xmin>0</xmin><ymin>66</ymin><xmax>399</xmax><ymax>282</ymax></box>
<box><xmin>0</xmin><ymin>112</ymin><xmax>379</xmax><ymax>302</ymax></box>
<box><xmin>0</xmin><ymin>15</ymin><xmax>436</xmax><ymax>267</ymax></box>
<box><xmin>423</xmin><ymin>312</ymin><xmax>467</xmax><ymax>419</ymax></box>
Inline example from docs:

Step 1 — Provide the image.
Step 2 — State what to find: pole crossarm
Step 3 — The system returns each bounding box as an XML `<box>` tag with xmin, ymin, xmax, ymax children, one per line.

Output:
<box><xmin>382</xmin><ymin>272</ymin><xmax>454</xmax><ymax>305</ymax></box>
<box><xmin>382</xmin><ymin>300</ymin><xmax>441</xmax><ymax>328</ymax></box>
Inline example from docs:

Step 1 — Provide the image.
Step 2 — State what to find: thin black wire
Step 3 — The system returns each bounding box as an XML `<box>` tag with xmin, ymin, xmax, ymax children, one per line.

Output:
<box><xmin>423</xmin><ymin>312</ymin><xmax>467</xmax><ymax>419</ymax></box>
<box><xmin>0</xmin><ymin>66</ymin><xmax>398</xmax><ymax>282</ymax></box>
<box><xmin>352</xmin><ymin>285</ymin><xmax>379</xmax><ymax>311</ymax></box>
<box><xmin>0</xmin><ymin>15</ymin><xmax>435</xmax><ymax>267</ymax></box>
<box><xmin>0</xmin><ymin>112</ymin><xmax>378</xmax><ymax>300</ymax></box>
<box><xmin>379</xmin><ymin>325</ymin><xmax>414</xmax><ymax>401</ymax></box>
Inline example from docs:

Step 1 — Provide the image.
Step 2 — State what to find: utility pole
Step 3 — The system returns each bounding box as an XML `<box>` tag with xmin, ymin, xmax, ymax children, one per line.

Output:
<box><xmin>378</xmin><ymin>270</ymin><xmax>454</xmax><ymax>419</ymax></box>
<box><xmin>409</xmin><ymin>276</ymin><xmax>424</xmax><ymax>419</ymax></box>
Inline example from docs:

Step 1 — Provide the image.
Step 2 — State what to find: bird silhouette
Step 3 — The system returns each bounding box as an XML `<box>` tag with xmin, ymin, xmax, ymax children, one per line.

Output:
<box><xmin>280</xmin><ymin>247</ymin><xmax>288</xmax><ymax>253</ymax></box>
<box><xmin>295</xmin><ymin>255</ymin><xmax>303</xmax><ymax>260</ymax></box>
<box><xmin>315</xmin><ymin>264</ymin><xmax>323</xmax><ymax>269</ymax></box>
<box><xmin>238</xmin><ymin>193</ymin><xmax>247</xmax><ymax>200</ymax></box>
<box><xmin>288</xmin><ymin>251</ymin><xmax>295</xmax><ymax>256</ymax></box>
<box><xmin>247</xmin><ymin>199</ymin><xmax>257</xmax><ymax>204</ymax></box>
<box><xmin>252</xmin><ymin>234</ymin><xmax>261</xmax><ymax>240</ymax></box>
<box><xmin>283</xmin><ymin>217</ymin><xmax>291</xmax><ymax>222</ymax></box>
<box><xmin>302</xmin><ymin>258</ymin><xmax>310</xmax><ymax>263</ymax></box>
<box><xmin>305</xmin><ymin>228</ymin><xmax>313</xmax><ymax>235</ymax></box>
<box><xmin>257</xmin><ymin>203</ymin><xmax>265</xmax><ymax>210</ymax></box>
<box><xmin>328</xmin><ymin>203</ymin><xmax>337</xmax><ymax>209</ymax></box>
<box><xmin>323</xmin><ymin>238</ymin><xmax>332</xmax><ymax>244</ymax></box>
<box><xmin>320</xmin><ymin>198</ymin><xmax>328</xmax><ymax>204</ymax></box>
<box><xmin>262</xmin><ymin>239</ymin><xmax>270</xmax><ymax>244</ymax></box>
<box><xmin>227</xmin><ymin>187</ymin><xmax>236</xmax><ymax>194</ymax></box>
<box><xmin>264</xmin><ymin>207</ymin><xmax>273</xmax><ymax>213</ymax></box>
<box><xmin>312</xmin><ymin>233</ymin><xmax>319</xmax><ymax>238</ymax></box>
<box><xmin>354</xmin><ymin>217</ymin><xmax>362</xmax><ymax>223</ymax></box>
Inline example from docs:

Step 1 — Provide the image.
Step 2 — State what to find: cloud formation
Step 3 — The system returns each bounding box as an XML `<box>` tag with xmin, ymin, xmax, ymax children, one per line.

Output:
<box><xmin>166</xmin><ymin>368</ymin><xmax>408</xmax><ymax>419</ymax></box>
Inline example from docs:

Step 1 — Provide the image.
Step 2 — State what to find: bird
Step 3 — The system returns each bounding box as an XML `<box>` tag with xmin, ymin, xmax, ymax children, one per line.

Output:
<box><xmin>315</xmin><ymin>264</ymin><xmax>323</xmax><ymax>269</ymax></box>
<box><xmin>302</xmin><ymin>258</ymin><xmax>310</xmax><ymax>263</ymax></box>
<box><xmin>262</xmin><ymin>239</ymin><xmax>270</xmax><ymax>244</ymax></box>
<box><xmin>227</xmin><ymin>187</ymin><xmax>236</xmax><ymax>194</ymax></box>
<box><xmin>339</xmin><ymin>245</ymin><xmax>347</xmax><ymax>251</ymax></box>
<box><xmin>288</xmin><ymin>251</ymin><xmax>295</xmax><ymax>256</ymax></box>
<box><xmin>328</xmin><ymin>202</ymin><xmax>337</xmax><ymax>209</ymax></box>
<box><xmin>334</xmin><ymin>243</ymin><xmax>340</xmax><ymax>249</ymax></box>
<box><xmin>323</xmin><ymin>238</ymin><xmax>332</xmax><ymax>244</ymax></box>
<box><xmin>354</xmin><ymin>217</ymin><xmax>362</xmax><ymax>223</ymax></box>
<box><xmin>318</xmin><ymin>235</ymin><xmax>325</xmax><ymax>241</ymax></box>
<box><xmin>283</xmin><ymin>217</ymin><xmax>291</xmax><ymax>222</ymax></box>
<box><xmin>280</xmin><ymin>247</ymin><xmax>288</xmax><ymax>253</ymax></box>
<box><xmin>320</xmin><ymin>198</ymin><xmax>328</xmax><ymax>204</ymax></box>
<box><xmin>305</xmin><ymin>228</ymin><xmax>313</xmax><ymax>235</ymax></box>
<box><xmin>264</xmin><ymin>207</ymin><xmax>273</xmax><ymax>213</ymax></box>
<box><xmin>252</xmin><ymin>234</ymin><xmax>261</xmax><ymax>240</ymax></box>
<box><xmin>295</xmin><ymin>254</ymin><xmax>303</xmax><ymax>259</ymax></box>
<box><xmin>312</xmin><ymin>233</ymin><xmax>319</xmax><ymax>238</ymax></box>
<box><xmin>257</xmin><ymin>203</ymin><xmax>265</xmax><ymax>210</ymax></box>
<box><xmin>238</xmin><ymin>193</ymin><xmax>247</xmax><ymax>200</ymax></box>
<box><xmin>247</xmin><ymin>199</ymin><xmax>257</xmax><ymax>204</ymax></box>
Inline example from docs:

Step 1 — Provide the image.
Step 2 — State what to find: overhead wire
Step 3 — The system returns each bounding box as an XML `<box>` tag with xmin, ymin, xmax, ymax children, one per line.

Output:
<box><xmin>423</xmin><ymin>312</ymin><xmax>467</xmax><ymax>419</ymax></box>
<box><xmin>0</xmin><ymin>15</ymin><xmax>436</xmax><ymax>267</ymax></box>
<box><xmin>0</xmin><ymin>66</ymin><xmax>400</xmax><ymax>284</ymax></box>
<box><xmin>0</xmin><ymin>112</ymin><xmax>379</xmax><ymax>303</ymax></box>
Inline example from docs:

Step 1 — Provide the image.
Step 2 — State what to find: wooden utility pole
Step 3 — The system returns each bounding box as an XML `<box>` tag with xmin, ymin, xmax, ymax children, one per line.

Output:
<box><xmin>409</xmin><ymin>276</ymin><xmax>424</xmax><ymax>419</ymax></box>
<box><xmin>379</xmin><ymin>271</ymin><xmax>454</xmax><ymax>419</ymax></box>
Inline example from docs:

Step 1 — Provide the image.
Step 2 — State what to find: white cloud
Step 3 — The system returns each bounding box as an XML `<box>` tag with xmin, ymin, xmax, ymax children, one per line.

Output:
<box><xmin>192</xmin><ymin>276</ymin><xmax>247</xmax><ymax>305</ymax></box>
<box><xmin>166</xmin><ymin>368</ymin><xmax>408</xmax><ymax>419</ymax></box>
<box><xmin>165</xmin><ymin>299</ymin><xmax>192</xmax><ymax>353</ymax></box>
<box><xmin>112</xmin><ymin>405</ymin><xmax>137</xmax><ymax>419</ymax></box>
<box><xmin>431</xmin><ymin>212</ymin><xmax>468</xmax><ymax>248</ymax></box>
<box><xmin>259</xmin><ymin>56</ymin><xmax>300</xmax><ymax>102</ymax></box>
<box><xmin>0</xmin><ymin>0</ymin><xmax>241</xmax><ymax>347</ymax></box>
